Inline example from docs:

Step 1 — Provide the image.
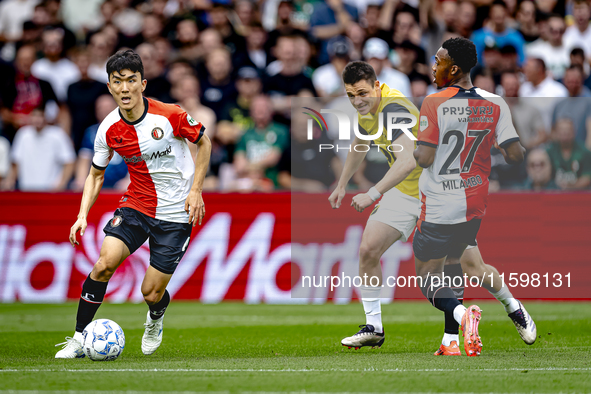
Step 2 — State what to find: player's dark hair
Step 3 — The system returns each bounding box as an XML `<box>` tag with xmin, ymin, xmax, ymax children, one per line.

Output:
<box><xmin>530</xmin><ymin>57</ymin><xmax>546</xmax><ymax>71</ymax></box>
<box><xmin>566</xmin><ymin>64</ymin><xmax>584</xmax><ymax>77</ymax></box>
<box><xmin>491</xmin><ymin>0</ymin><xmax>507</xmax><ymax>9</ymax></box>
<box><xmin>534</xmin><ymin>8</ymin><xmax>549</xmax><ymax>22</ymax></box>
<box><xmin>441</xmin><ymin>37</ymin><xmax>478</xmax><ymax>73</ymax></box>
<box><xmin>500</xmin><ymin>44</ymin><xmax>517</xmax><ymax>55</ymax></box>
<box><xmin>106</xmin><ymin>49</ymin><xmax>144</xmax><ymax>80</ymax></box>
<box><xmin>342</xmin><ymin>61</ymin><xmax>377</xmax><ymax>86</ymax></box>
<box><xmin>501</xmin><ymin>70</ymin><xmax>519</xmax><ymax>79</ymax></box>
<box><xmin>548</xmin><ymin>13</ymin><xmax>565</xmax><ymax>22</ymax></box>
<box><xmin>249</xmin><ymin>21</ymin><xmax>264</xmax><ymax>29</ymax></box>
<box><xmin>571</xmin><ymin>47</ymin><xmax>585</xmax><ymax>58</ymax></box>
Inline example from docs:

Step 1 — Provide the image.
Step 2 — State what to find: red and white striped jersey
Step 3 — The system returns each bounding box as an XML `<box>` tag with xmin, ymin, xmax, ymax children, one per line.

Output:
<box><xmin>93</xmin><ymin>97</ymin><xmax>205</xmax><ymax>223</ymax></box>
<box><xmin>417</xmin><ymin>86</ymin><xmax>519</xmax><ymax>225</ymax></box>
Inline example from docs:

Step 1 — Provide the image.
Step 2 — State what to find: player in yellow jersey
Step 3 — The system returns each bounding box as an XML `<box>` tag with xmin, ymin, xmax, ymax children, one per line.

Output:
<box><xmin>329</xmin><ymin>61</ymin><xmax>420</xmax><ymax>348</ymax></box>
<box><xmin>329</xmin><ymin>61</ymin><xmax>536</xmax><ymax>353</ymax></box>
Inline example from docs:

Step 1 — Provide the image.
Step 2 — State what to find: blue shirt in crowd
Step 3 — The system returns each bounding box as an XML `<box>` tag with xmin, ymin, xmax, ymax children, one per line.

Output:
<box><xmin>471</xmin><ymin>27</ymin><xmax>525</xmax><ymax>66</ymax></box>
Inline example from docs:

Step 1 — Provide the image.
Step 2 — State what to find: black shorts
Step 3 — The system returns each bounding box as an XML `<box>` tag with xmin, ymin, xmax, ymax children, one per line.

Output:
<box><xmin>412</xmin><ymin>219</ymin><xmax>481</xmax><ymax>262</ymax></box>
<box><xmin>103</xmin><ymin>207</ymin><xmax>192</xmax><ymax>275</ymax></box>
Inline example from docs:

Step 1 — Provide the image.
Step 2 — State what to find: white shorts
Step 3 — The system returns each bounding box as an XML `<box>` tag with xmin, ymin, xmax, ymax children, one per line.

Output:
<box><xmin>367</xmin><ymin>187</ymin><xmax>419</xmax><ymax>242</ymax></box>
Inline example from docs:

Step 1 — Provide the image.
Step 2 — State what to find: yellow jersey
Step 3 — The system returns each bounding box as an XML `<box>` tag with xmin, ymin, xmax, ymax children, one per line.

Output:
<box><xmin>357</xmin><ymin>83</ymin><xmax>422</xmax><ymax>199</ymax></box>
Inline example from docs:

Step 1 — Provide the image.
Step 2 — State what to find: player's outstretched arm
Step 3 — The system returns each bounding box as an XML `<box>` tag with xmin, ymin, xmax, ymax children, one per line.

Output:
<box><xmin>186</xmin><ymin>134</ymin><xmax>212</xmax><ymax>226</ymax></box>
<box><xmin>496</xmin><ymin>140</ymin><xmax>525</xmax><ymax>165</ymax></box>
<box><xmin>351</xmin><ymin>134</ymin><xmax>416</xmax><ymax>213</ymax></box>
<box><xmin>374</xmin><ymin>134</ymin><xmax>417</xmax><ymax>194</ymax></box>
<box><xmin>328</xmin><ymin>136</ymin><xmax>370</xmax><ymax>209</ymax></box>
<box><xmin>414</xmin><ymin>144</ymin><xmax>436</xmax><ymax>168</ymax></box>
<box><xmin>70</xmin><ymin>166</ymin><xmax>105</xmax><ymax>247</ymax></box>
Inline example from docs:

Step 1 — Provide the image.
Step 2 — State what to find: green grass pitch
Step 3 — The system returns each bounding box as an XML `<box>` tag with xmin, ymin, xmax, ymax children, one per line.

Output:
<box><xmin>0</xmin><ymin>301</ymin><xmax>590</xmax><ymax>393</ymax></box>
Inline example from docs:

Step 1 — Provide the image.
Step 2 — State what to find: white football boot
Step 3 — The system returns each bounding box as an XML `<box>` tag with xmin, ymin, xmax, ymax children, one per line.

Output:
<box><xmin>508</xmin><ymin>300</ymin><xmax>537</xmax><ymax>345</ymax></box>
<box><xmin>341</xmin><ymin>324</ymin><xmax>385</xmax><ymax>349</ymax></box>
<box><xmin>55</xmin><ymin>336</ymin><xmax>85</xmax><ymax>359</ymax></box>
<box><xmin>142</xmin><ymin>312</ymin><xmax>164</xmax><ymax>355</ymax></box>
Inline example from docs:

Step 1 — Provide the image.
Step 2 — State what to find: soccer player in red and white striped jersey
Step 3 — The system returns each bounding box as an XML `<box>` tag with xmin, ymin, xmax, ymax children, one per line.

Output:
<box><xmin>56</xmin><ymin>49</ymin><xmax>211</xmax><ymax>358</ymax></box>
<box><xmin>413</xmin><ymin>38</ymin><xmax>535</xmax><ymax>357</ymax></box>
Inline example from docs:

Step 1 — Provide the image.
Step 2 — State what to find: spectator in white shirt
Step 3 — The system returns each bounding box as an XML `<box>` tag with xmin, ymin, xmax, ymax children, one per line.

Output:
<box><xmin>563</xmin><ymin>0</ymin><xmax>591</xmax><ymax>59</ymax></box>
<box><xmin>0</xmin><ymin>0</ymin><xmax>39</xmax><ymax>42</ymax></box>
<box><xmin>526</xmin><ymin>15</ymin><xmax>570</xmax><ymax>79</ymax></box>
<box><xmin>362</xmin><ymin>38</ymin><xmax>411</xmax><ymax>97</ymax></box>
<box><xmin>87</xmin><ymin>33</ymin><xmax>111</xmax><ymax>83</ymax></box>
<box><xmin>501</xmin><ymin>71</ymin><xmax>548</xmax><ymax>149</ymax></box>
<box><xmin>31</xmin><ymin>28</ymin><xmax>80</xmax><ymax>102</ymax></box>
<box><xmin>2</xmin><ymin>107</ymin><xmax>75</xmax><ymax>191</ymax></box>
<box><xmin>520</xmin><ymin>57</ymin><xmax>568</xmax><ymax>97</ymax></box>
<box><xmin>519</xmin><ymin>57</ymin><xmax>568</xmax><ymax>129</ymax></box>
<box><xmin>312</xmin><ymin>36</ymin><xmax>350</xmax><ymax>97</ymax></box>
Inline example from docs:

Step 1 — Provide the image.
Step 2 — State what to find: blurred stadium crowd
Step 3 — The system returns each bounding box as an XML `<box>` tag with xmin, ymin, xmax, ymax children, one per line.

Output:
<box><xmin>0</xmin><ymin>0</ymin><xmax>590</xmax><ymax>192</ymax></box>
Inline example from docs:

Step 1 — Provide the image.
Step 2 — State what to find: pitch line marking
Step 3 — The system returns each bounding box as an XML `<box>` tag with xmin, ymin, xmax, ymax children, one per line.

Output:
<box><xmin>0</xmin><ymin>392</ymin><xmax>556</xmax><ymax>394</ymax></box>
<box><xmin>0</xmin><ymin>367</ymin><xmax>589</xmax><ymax>373</ymax></box>
<box><xmin>0</xmin><ymin>391</ymin><xmax>564</xmax><ymax>394</ymax></box>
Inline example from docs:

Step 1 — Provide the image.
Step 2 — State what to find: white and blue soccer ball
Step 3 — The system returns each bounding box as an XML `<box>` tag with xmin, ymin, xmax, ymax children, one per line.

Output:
<box><xmin>82</xmin><ymin>319</ymin><xmax>125</xmax><ymax>361</ymax></box>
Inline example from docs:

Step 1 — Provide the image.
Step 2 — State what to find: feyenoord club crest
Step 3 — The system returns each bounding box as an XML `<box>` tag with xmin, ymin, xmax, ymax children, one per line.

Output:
<box><xmin>152</xmin><ymin>127</ymin><xmax>164</xmax><ymax>140</ymax></box>
<box><xmin>111</xmin><ymin>215</ymin><xmax>123</xmax><ymax>227</ymax></box>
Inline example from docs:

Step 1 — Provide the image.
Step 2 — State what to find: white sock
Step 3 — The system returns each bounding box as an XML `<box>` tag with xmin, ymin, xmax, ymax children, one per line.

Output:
<box><xmin>490</xmin><ymin>286</ymin><xmax>520</xmax><ymax>313</ymax></box>
<box><xmin>442</xmin><ymin>333</ymin><xmax>459</xmax><ymax>346</ymax></box>
<box><xmin>360</xmin><ymin>285</ymin><xmax>383</xmax><ymax>333</ymax></box>
<box><xmin>73</xmin><ymin>331</ymin><xmax>84</xmax><ymax>343</ymax></box>
<box><xmin>453</xmin><ymin>304</ymin><xmax>467</xmax><ymax>325</ymax></box>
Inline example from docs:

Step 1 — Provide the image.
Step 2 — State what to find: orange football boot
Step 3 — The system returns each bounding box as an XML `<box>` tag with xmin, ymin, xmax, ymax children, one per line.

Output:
<box><xmin>434</xmin><ymin>340</ymin><xmax>461</xmax><ymax>356</ymax></box>
<box><xmin>461</xmin><ymin>305</ymin><xmax>483</xmax><ymax>357</ymax></box>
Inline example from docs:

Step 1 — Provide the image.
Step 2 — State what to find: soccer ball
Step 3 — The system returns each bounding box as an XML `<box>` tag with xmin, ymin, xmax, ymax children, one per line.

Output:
<box><xmin>82</xmin><ymin>319</ymin><xmax>125</xmax><ymax>361</ymax></box>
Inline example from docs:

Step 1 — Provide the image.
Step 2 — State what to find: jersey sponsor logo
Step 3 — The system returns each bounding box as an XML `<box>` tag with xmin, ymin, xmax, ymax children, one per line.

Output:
<box><xmin>458</xmin><ymin>116</ymin><xmax>494</xmax><ymax>123</ymax></box>
<box><xmin>442</xmin><ymin>176</ymin><xmax>483</xmax><ymax>191</ymax></box>
<box><xmin>419</xmin><ymin>116</ymin><xmax>428</xmax><ymax>131</ymax></box>
<box><xmin>122</xmin><ymin>145</ymin><xmax>172</xmax><ymax>163</ymax></box>
<box><xmin>111</xmin><ymin>215</ymin><xmax>123</xmax><ymax>227</ymax></box>
<box><xmin>442</xmin><ymin>106</ymin><xmax>494</xmax><ymax>116</ymax></box>
<box><xmin>151</xmin><ymin>127</ymin><xmax>164</xmax><ymax>140</ymax></box>
<box><xmin>115</xmin><ymin>137</ymin><xmax>123</xmax><ymax>144</ymax></box>
<box><xmin>187</xmin><ymin>114</ymin><xmax>198</xmax><ymax>126</ymax></box>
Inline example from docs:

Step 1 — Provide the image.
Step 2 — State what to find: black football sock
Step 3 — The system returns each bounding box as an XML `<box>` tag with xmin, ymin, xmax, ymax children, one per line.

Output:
<box><xmin>421</xmin><ymin>275</ymin><xmax>462</xmax><ymax>316</ymax></box>
<box><xmin>75</xmin><ymin>275</ymin><xmax>108</xmax><ymax>332</ymax></box>
<box><xmin>148</xmin><ymin>290</ymin><xmax>170</xmax><ymax>320</ymax></box>
<box><xmin>444</xmin><ymin>263</ymin><xmax>464</xmax><ymax>335</ymax></box>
